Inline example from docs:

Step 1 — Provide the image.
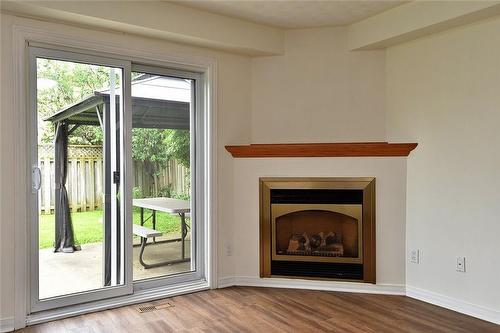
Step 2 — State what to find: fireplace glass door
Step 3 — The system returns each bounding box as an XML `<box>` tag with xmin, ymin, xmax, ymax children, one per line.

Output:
<box><xmin>272</xmin><ymin>204</ymin><xmax>363</xmax><ymax>264</ymax></box>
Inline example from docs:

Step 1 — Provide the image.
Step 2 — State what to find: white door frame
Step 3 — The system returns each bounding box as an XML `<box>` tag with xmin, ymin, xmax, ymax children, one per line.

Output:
<box><xmin>12</xmin><ymin>24</ymin><xmax>218</xmax><ymax>330</ymax></box>
<box><xmin>28</xmin><ymin>46</ymin><xmax>134</xmax><ymax>313</ymax></box>
<box><xmin>130</xmin><ymin>64</ymin><xmax>207</xmax><ymax>292</ymax></box>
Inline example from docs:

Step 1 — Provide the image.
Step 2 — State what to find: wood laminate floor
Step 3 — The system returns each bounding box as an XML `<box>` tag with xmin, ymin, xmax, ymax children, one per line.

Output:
<box><xmin>18</xmin><ymin>287</ymin><xmax>500</xmax><ymax>333</ymax></box>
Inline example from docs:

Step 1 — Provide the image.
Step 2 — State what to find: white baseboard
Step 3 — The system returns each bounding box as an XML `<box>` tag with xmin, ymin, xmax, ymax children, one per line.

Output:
<box><xmin>0</xmin><ymin>317</ymin><xmax>14</xmax><ymax>333</ymax></box>
<box><xmin>218</xmin><ymin>276</ymin><xmax>406</xmax><ymax>295</ymax></box>
<box><xmin>406</xmin><ymin>286</ymin><xmax>500</xmax><ymax>325</ymax></box>
<box><xmin>10</xmin><ymin>278</ymin><xmax>499</xmax><ymax>328</ymax></box>
<box><xmin>219</xmin><ymin>277</ymin><xmax>500</xmax><ymax>325</ymax></box>
<box><xmin>218</xmin><ymin>276</ymin><xmax>237</xmax><ymax>288</ymax></box>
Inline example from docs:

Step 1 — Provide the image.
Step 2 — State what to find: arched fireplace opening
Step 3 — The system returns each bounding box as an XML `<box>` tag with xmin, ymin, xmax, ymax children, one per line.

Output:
<box><xmin>275</xmin><ymin>209</ymin><xmax>361</xmax><ymax>260</ymax></box>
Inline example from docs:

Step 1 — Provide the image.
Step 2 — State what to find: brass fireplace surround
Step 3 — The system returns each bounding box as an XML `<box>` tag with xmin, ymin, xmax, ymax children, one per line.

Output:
<box><xmin>260</xmin><ymin>177</ymin><xmax>376</xmax><ymax>283</ymax></box>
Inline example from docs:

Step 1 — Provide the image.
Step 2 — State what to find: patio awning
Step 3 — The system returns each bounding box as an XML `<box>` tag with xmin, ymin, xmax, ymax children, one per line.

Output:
<box><xmin>44</xmin><ymin>75</ymin><xmax>191</xmax><ymax>129</ymax></box>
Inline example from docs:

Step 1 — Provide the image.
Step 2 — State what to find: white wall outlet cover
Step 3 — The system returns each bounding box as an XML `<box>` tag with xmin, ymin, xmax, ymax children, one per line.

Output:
<box><xmin>456</xmin><ymin>256</ymin><xmax>466</xmax><ymax>272</ymax></box>
<box><xmin>410</xmin><ymin>249</ymin><xmax>419</xmax><ymax>263</ymax></box>
<box><xmin>224</xmin><ymin>242</ymin><xmax>233</xmax><ymax>256</ymax></box>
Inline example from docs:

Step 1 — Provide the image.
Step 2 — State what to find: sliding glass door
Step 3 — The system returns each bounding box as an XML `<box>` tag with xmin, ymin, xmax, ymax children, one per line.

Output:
<box><xmin>29</xmin><ymin>46</ymin><xmax>207</xmax><ymax>313</ymax></box>
<box><xmin>130</xmin><ymin>65</ymin><xmax>205</xmax><ymax>289</ymax></box>
<box><xmin>29</xmin><ymin>47</ymin><xmax>133</xmax><ymax>312</ymax></box>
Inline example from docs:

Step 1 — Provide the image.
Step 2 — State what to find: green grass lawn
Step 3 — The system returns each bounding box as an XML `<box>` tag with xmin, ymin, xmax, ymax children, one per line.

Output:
<box><xmin>39</xmin><ymin>208</ymin><xmax>184</xmax><ymax>249</ymax></box>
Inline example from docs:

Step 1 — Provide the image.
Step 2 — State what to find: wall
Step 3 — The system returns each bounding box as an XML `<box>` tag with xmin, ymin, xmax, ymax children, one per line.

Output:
<box><xmin>386</xmin><ymin>16</ymin><xmax>500</xmax><ymax>318</ymax></box>
<box><xmin>251</xmin><ymin>26</ymin><xmax>386</xmax><ymax>143</ymax></box>
<box><xmin>229</xmin><ymin>157</ymin><xmax>407</xmax><ymax>290</ymax></box>
<box><xmin>2</xmin><ymin>2</ymin><xmax>500</xmax><ymax>328</ymax></box>
<box><xmin>229</xmin><ymin>25</ymin><xmax>401</xmax><ymax>292</ymax></box>
<box><xmin>348</xmin><ymin>0</ymin><xmax>500</xmax><ymax>50</ymax></box>
<box><xmin>0</xmin><ymin>13</ymin><xmax>395</xmax><ymax>329</ymax></box>
<box><xmin>0</xmin><ymin>13</ymin><xmax>252</xmax><ymax>327</ymax></box>
<box><xmin>0</xmin><ymin>0</ymin><xmax>284</xmax><ymax>56</ymax></box>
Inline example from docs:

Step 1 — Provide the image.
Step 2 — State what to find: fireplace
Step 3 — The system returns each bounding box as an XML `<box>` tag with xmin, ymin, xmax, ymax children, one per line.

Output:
<box><xmin>273</xmin><ymin>204</ymin><xmax>363</xmax><ymax>263</ymax></box>
<box><xmin>260</xmin><ymin>178</ymin><xmax>376</xmax><ymax>283</ymax></box>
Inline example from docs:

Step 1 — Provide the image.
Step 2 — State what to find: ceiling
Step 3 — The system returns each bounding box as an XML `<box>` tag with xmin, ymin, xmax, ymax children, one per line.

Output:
<box><xmin>169</xmin><ymin>0</ymin><xmax>407</xmax><ymax>29</ymax></box>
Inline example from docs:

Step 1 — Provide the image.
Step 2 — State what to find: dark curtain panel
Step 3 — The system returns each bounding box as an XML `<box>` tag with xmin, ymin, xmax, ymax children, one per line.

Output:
<box><xmin>54</xmin><ymin>122</ymin><xmax>80</xmax><ymax>253</ymax></box>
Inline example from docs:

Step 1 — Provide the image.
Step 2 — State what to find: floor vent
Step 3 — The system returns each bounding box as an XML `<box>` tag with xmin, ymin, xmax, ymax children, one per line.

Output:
<box><xmin>137</xmin><ymin>302</ymin><xmax>174</xmax><ymax>313</ymax></box>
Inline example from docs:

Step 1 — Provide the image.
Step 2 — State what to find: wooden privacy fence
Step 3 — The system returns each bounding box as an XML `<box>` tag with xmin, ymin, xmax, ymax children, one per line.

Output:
<box><xmin>133</xmin><ymin>160</ymin><xmax>189</xmax><ymax>198</ymax></box>
<box><xmin>38</xmin><ymin>145</ymin><xmax>189</xmax><ymax>214</ymax></box>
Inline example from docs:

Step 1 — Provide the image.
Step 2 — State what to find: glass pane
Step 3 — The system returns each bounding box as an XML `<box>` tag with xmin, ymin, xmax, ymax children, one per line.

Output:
<box><xmin>130</xmin><ymin>71</ymin><xmax>193</xmax><ymax>281</ymax></box>
<box><xmin>36</xmin><ymin>58</ymin><xmax>124</xmax><ymax>299</ymax></box>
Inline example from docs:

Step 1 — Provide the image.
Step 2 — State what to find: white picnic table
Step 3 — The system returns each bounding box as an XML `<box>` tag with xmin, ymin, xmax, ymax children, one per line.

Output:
<box><xmin>133</xmin><ymin>197</ymin><xmax>190</xmax><ymax>214</ymax></box>
<box><xmin>132</xmin><ymin>197</ymin><xmax>190</xmax><ymax>269</ymax></box>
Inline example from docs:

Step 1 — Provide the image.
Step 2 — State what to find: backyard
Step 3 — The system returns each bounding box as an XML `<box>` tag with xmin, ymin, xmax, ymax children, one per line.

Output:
<box><xmin>39</xmin><ymin>208</ymin><xmax>185</xmax><ymax>248</ymax></box>
<box><xmin>35</xmin><ymin>56</ymin><xmax>194</xmax><ymax>296</ymax></box>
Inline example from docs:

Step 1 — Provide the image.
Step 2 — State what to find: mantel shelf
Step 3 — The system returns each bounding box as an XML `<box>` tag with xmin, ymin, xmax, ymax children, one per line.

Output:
<box><xmin>225</xmin><ymin>142</ymin><xmax>418</xmax><ymax>158</ymax></box>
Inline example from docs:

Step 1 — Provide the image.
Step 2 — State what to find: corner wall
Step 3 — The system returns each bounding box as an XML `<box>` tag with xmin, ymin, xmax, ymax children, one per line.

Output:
<box><xmin>229</xmin><ymin>157</ymin><xmax>407</xmax><ymax>290</ymax></box>
<box><xmin>386</xmin><ymin>15</ymin><xmax>500</xmax><ymax>321</ymax></box>
<box><xmin>251</xmin><ymin>27</ymin><xmax>386</xmax><ymax>143</ymax></box>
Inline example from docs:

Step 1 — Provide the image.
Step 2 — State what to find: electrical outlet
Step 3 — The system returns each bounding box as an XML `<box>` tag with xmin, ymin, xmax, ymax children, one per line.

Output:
<box><xmin>456</xmin><ymin>256</ymin><xmax>466</xmax><ymax>272</ymax></box>
<box><xmin>224</xmin><ymin>242</ymin><xmax>232</xmax><ymax>256</ymax></box>
<box><xmin>410</xmin><ymin>249</ymin><xmax>419</xmax><ymax>263</ymax></box>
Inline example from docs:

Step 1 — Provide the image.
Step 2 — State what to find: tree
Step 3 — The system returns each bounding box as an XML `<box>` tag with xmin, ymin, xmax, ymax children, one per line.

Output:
<box><xmin>37</xmin><ymin>59</ymin><xmax>109</xmax><ymax>145</ymax></box>
<box><xmin>132</xmin><ymin>128</ymin><xmax>190</xmax><ymax>197</ymax></box>
<box><xmin>38</xmin><ymin>59</ymin><xmax>191</xmax><ymax>197</ymax></box>
<box><xmin>165</xmin><ymin>130</ymin><xmax>190</xmax><ymax>168</ymax></box>
<box><xmin>132</xmin><ymin>128</ymin><xmax>170</xmax><ymax>196</ymax></box>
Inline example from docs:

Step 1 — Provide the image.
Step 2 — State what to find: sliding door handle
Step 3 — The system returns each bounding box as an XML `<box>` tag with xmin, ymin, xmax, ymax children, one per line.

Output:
<box><xmin>32</xmin><ymin>165</ymin><xmax>42</xmax><ymax>193</ymax></box>
<box><xmin>113</xmin><ymin>171</ymin><xmax>120</xmax><ymax>185</ymax></box>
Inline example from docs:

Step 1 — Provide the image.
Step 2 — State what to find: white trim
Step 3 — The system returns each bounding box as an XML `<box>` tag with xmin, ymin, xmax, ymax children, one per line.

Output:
<box><xmin>217</xmin><ymin>277</ymin><xmax>237</xmax><ymax>289</ymax></box>
<box><xmin>406</xmin><ymin>285</ymin><xmax>500</xmax><ymax>325</ymax></box>
<box><xmin>205</xmin><ymin>60</ymin><xmax>218</xmax><ymax>290</ymax></box>
<box><xmin>12</xmin><ymin>23</ymin><xmax>29</xmax><ymax>332</ymax></box>
<box><xmin>219</xmin><ymin>278</ymin><xmax>500</xmax><ymax>325</ymax></box>
<box><xmin>23</xmin><ymin>29</ymin><xmax>216</xmax><ymax>73</ymax></box>
<box><xmin>218</xmin><ymin>276</ymin><xmax>406</xmax><ymax>295</ymax></box>
<box><xmin>207</xmin><ymin>59</ymin><xmax>218</xmax><ymax>290</ymax></box>
<box><xmin>12</xmin><ymin>22</ymin><xmax>218</xmax><ymax>329</ymax></box>
<box><xmin>27</xmin><ymin>280</ymin><xmax>209</xmax><ymax>326</ymax></box>
<box><xmin>0</xmin><ymin>317</ymin><xmax>14</xmax><ymax>333</ymax></box>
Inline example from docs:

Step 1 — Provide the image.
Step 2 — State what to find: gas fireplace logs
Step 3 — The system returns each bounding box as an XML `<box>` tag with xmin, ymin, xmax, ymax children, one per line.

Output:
<box><xmin>285</xmin><ymin>232</ymin><xmax>344</xmax><ymax>257</ymax></box>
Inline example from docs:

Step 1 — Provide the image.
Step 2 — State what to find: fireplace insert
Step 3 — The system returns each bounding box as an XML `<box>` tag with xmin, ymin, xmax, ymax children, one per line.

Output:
<box><xmin>260</xmin><ymin>178</ymin><xmax>375</xmax><ymax>282</ymax></box>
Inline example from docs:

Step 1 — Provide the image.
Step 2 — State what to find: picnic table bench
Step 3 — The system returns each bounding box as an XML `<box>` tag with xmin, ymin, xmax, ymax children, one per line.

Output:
<box><xmin>132</xmin><ymin>198</ymin><xmax>190</xmax><ymax>269</ymax></box>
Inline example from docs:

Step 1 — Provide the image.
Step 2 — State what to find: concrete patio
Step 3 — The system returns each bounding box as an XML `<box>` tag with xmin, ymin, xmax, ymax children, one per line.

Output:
<box><xmin>39</xmin><ymin>235</ymin><xmax>191</xmax><ymax>299</ymax></box>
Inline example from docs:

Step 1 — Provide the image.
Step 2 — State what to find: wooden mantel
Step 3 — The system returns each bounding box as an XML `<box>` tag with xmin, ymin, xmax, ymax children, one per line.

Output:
<box><xmin>225</xmin><ymin>142</ymin><xmax>418</xmax><ymax>158</ymax></box>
